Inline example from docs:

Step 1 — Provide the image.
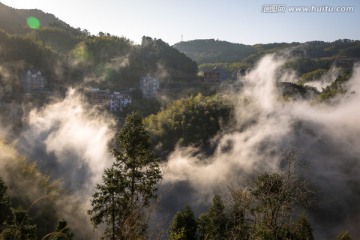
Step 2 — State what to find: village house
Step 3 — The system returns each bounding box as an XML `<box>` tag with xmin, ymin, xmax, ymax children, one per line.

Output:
<box><xmin>109</xmin><ymin>91</ymin><xmax>132</xmax><ymax>112</ymax></box>
<box><xmin>140</xmin><ymin>75</ymin><xmax>160</xmax><ymax>98</ymax></box>
<box><xmin>203</xmin><ymin>67</ymin><xmax>228</xmax><ymax>83</ymax></box>
<box><xmin>90</xmin><ymin>88</ymin><xmax>110</xmax><ymax>108</ymax></box>
<box><xmin>90</xmin><ymin>88</ymin><xmax>132</xmax><ymax>112</ymax></box>
<box><xmin>22</xmin><ymin>70</ymin><xmax>47</xmax><ymax>94</ymax></box>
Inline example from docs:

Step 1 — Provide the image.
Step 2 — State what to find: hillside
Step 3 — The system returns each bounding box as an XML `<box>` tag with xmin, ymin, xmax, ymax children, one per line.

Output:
<box><xmin>0</xmin><ymin>2</ymin><xmax>74</xmax><ymax>34</ymax></box>
<box><xmin>173</xmin><ymin>39</ymin><xmax>257</xmax><ymax>64</ymax></box>
<box><xmin>0</xmin><ymin>2</ymin><xmax>198</xmax><ymax>99</ymax></box>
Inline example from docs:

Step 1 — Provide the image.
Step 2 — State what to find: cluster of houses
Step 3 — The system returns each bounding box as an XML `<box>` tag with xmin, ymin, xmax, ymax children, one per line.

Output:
<box><xmin>19</xmin><ymin>70</ymin><xmax>162</xmax><ymax>112</ymax></box>
<box><xmin>16</xmin><ymin>67</ymin><xmax>247</xmax><ymax>112</ymax></box>
<box><xmin>89</xmin><ymin>75</ymin><xmax>161</xmax><ymax>112</ymax></box>
<box><xmin>1</xmin><ymin>70</ymin><xmax>48</xmax><ymax>102</ymax></box>
<box><xmin>90</xmin><ymin>88</ymin><xmax>132</xmax><ymax>112</ymax></box>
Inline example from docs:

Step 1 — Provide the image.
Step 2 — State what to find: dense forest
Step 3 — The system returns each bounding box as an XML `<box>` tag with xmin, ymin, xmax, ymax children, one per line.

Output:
<box><xmin>0</xmin><ymin>2</ymin><xmax>360</xmax><ymax>240</ymax></box>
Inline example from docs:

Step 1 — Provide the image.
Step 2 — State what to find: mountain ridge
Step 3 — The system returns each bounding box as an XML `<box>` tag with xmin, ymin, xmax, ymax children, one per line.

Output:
<box><xmin>0</xmin><ymin>1</ymin><xmax>76</xmax><ymax>34</ymax></box>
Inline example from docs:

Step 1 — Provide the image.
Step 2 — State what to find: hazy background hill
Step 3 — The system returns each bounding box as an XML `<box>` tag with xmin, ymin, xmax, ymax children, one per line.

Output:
<box><xmin>0</xmin><ymin>2</ymin><xmax>73</xmax><ymax>34</ymax></box>
<box><xmin>174</xmin><ymin>39</ymin><xmax>360</xmax><ymax>83</ymax></box>
<box><xmin>173</xmin><ymin>39</ymin><xmax>360</xmax><ymax>65</ymax></box>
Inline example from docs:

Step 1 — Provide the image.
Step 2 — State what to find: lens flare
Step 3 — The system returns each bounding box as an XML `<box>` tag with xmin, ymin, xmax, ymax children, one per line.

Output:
<box><xmin>26</xmin><ymin>16</ymin><xmax>40</xmax><ymax>29</ymax></box>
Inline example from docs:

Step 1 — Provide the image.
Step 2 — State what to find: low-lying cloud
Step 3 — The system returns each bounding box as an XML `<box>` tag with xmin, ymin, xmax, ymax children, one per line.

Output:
<box><xmin>1</xmin><ymin>53</ymin><xmax>359</xmax><ymax>239</ymax></box>
<box><xmin>161</xmin><ymin>54</ymin><xmax>360</xmax><ymax>239</ymax></box>
<box><xmin>3</xmin><ymin>89</ymin><xmax>116</xmax><ymax>239</ymax></box>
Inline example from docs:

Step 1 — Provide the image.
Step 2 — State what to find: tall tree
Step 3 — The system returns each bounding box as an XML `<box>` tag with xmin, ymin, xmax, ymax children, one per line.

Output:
<box><xmin>88</xmin><ymin>112</ymin><xmax>162</xmax><ymax>240</ymax></box>
<box><xmin>168</xmin><ymin>206</ymin><xmax>197</xmax><ymax>240</ymax></box>
<box><xmin>226</xmin><ymin>189</ymin><xmax>250</xmax><ymax>240</ymax></box>
<box><xmin>206</xmin><ymin>195</ymin><xmax>228</xmax><ymax>240</ymax></box>
<box><xmin>198</xmin><ymin>195</ymin><xmax>228</xmax><ymax>240</ymax></box>
<box><xmin>225</xmin><ymin>156</ymin><xmax>313</xmax><ymax>240</ymax></box>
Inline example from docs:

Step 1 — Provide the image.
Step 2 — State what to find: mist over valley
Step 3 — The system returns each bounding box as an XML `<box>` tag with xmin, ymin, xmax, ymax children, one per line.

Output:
<box><xmin>0</xmin><ymin>2</ymin><xmax>359</xmax><ymax>239</ymax></box>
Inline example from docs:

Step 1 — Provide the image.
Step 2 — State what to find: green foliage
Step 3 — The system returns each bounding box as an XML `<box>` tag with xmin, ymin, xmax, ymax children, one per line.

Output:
<box><xmin>168</xmin><ymin>206</ymin><xmax>197</xmax><ymax>240</ymax></box>
<box><xmin>177</xmin><ymin>39</ymin><xmax>360</xmax><ymax>82</ymax></box>
<box><xmin>0</xmin><ymin>140</ymin><xmax>67</xmax><ymax>239</ymax></box>
<box><xmin>142</xmin><ymin>37</ymin><xmax>198</xmax><ymax>81</ymax></box>
<box><xmin>1</xmin><ymin>208</ymin><xmax>37</xmax><ymax>240</ymax></box>
<box><xmin>166</xmin><ymin>167</ymin><xmax>314</xmax><ymax>240</ymax></box>
<box><xmin>0</xmin><ymin>22</ymin><xmax>197</xmax><ymax>94</ymax></box>
<box><xmin>88</xmin><ymin>112</ymin><xmax>162</xmax><ymax>240</ymax></box>
<box><xmin>292</xmin><ymin>215</ymin><xmax>314</xmax><ymax>240</ymax></box>
<box><xmin>284</xmin><ymin>58</ymin><xmax>332</xmax><ymax>76</ymax></box>
<box><xmin>198</xmin><ymin>195</ymin><xmax>228</xmax><ymax>240</ymax></box>
<box><xmin>84</xmin><ymin>35</ymin><xmax>131</xmax><ymax>63</ymax></box>
<box><xmin>123</xmin><ymin>98</ymin><xmax>161</xmax><ymax>118</ymax></box>
<box><xmin>69</xmin><ymin>41</ymin><xmax>92</xmax><ymax>65</ymax></box>
<box><xmin>35</xmin><ymin>27</ymin><xmax>80</xmax><ymax>52</ymax></box>
<box><xmin>145</xmin><ymin>93</ymin><xmax>232</xmax><ymax>158</ymax></box>
<box><xmin>68</xmin><ymin>36</ymin><xmax>198</xmax><ymax>89</ymax></box>
<box><xmin>241</xmin><ymin>166</ymin><xmax>312</xmax><ymax>240</ymax></box>
<box><xmin>168</xmin><ymin>227</ymin><xmax>186</xmax><ymax>240</ymax></box>
<box><xmin>0</xmin><ymin>34</ymin><xmax>59</xmax><ymax>69</ymax></box>
<box><xmin>226</xmin><ymin>190</ymin><xmax>250</xmax><ymax>240</ymax></box>
<box><xmin>300</xmin><ymin>68</ymin><xmax>328</xmax><ymax>82</ymax></box>
<box><xmin>248</xmin><ymin>172</ymin><xmax>303</xmax><ymax>239</ymax></box>
<box><xmin>319</xmin><ymin>72</ymin><xmax>350</xmax><ymax>100</ymax></box>
<box><xmin>279</xmin><ymin>82</ymin><xmax>319</xmax><ymax>101</ymax></box>
<box><xmin>197</xmin><ymin>160</ymin><xmax>313</xmax><ymax>240</ymax></box>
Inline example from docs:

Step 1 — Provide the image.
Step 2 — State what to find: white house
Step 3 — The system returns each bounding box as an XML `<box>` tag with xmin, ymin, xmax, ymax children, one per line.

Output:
<box><xmin>140</xmin><ymin>75</ymin><xmax>160</xmax><ymax>98</ymax></box>
<box><xmin>109</xmin><ymin>91</ymin><xmax>132</xmax><ymax>112</ymax></box>
<box><xmin>22</xmin><ymin>70</ymin><xmax>47</xmax><ymax>93</ymax></box>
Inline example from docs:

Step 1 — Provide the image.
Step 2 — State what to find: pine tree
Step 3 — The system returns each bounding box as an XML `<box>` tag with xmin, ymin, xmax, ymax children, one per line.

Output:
<box><xmin>292</xmin><ymin>214</ymin><xmax>314</xmax><ymax>240</ymax></box>
<box><xmin>88</xmin><ymin>112</ymin><xmax>162</xmax><ymax>240</ymax></box>
<box><xmin>207</xmin><ymin>195</ymin><xmax>228</xmax><ymax>240</ymax></box>
<box><xmin>198</xmin><ymin>195</ymin><xmax>228</xmax><ymax>240</ymax></box>
<box><xmin>168</xmin><ymin>206</ymin><xmax>197</xmax><ymax>240</ymax></box>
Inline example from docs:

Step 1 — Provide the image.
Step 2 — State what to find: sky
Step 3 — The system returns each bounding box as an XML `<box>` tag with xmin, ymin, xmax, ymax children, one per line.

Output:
<box><xmin>1</xmin><ymin>0</ymin><xmax>359</xmax><ymax>45</ymax></box>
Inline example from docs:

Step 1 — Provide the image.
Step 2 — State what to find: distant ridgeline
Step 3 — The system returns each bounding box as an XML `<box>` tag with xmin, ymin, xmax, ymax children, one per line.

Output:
<box><xmin>0</xmin><ymin>2</ymin><xmax>74</xmax><ymax>34</ymax></box>
<box><xmin>174</xmin><ymin>39</ymin><xmax>360</xmax><ymax>80</ymax></box>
